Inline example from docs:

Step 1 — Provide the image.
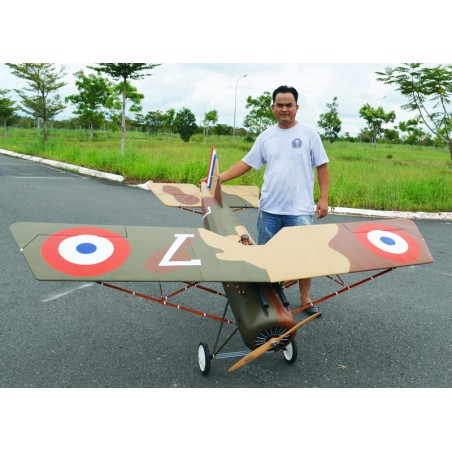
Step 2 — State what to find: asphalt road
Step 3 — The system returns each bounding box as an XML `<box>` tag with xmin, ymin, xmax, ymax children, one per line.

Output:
<box><xmin>1</xmin><ymin>153</ymin><xmax>451</xmax><ymax>388</ymax></box>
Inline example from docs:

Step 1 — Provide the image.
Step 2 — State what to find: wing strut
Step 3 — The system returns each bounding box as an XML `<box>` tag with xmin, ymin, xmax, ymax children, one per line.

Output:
<box><xmin>291</xmin><ymin>268</ymin><xmax>395</xmax><ymax>315</ymax></box>
<box><xmin>98</xmin><ymin>282</ymin><xmax>234</xmax><ymax>325</ymax></box>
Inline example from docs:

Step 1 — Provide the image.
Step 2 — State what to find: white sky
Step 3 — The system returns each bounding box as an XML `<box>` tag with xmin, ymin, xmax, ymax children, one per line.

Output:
<box><xmin>1</xmin><ymin>1</ymin><xmax>449</xmax><ymax>137</ymax></box>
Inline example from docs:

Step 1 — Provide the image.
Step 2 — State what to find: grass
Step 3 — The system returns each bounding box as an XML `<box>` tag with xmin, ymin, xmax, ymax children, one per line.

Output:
<box><xmin>325</xmin><ymin>141</ymin><xmax>451</xmax><ymax>211</ymax></box>
<box><xmin>2</xmin><ymin>127</ymin><xmax>451</xmax><ymax>212</ymax></box>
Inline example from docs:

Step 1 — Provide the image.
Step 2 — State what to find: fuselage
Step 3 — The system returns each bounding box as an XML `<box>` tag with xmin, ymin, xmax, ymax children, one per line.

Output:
<box><xmin>200</xmin><ymin>181</ymin><xmax>297</xmax><ymax>350</ymax></box>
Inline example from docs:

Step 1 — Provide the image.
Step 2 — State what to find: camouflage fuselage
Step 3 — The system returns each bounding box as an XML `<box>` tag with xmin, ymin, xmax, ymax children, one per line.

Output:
<box><xmin>200</xmin><ymin>181</ymin><xmax>297</xmax><ymax>350</ymax></box>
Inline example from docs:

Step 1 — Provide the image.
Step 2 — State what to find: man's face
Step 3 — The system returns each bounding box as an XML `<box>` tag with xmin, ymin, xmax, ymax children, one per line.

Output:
<box><xmin>272</xmin><ymin>92</ymin><xmax>299</xmax><ymax>129</ymax></box>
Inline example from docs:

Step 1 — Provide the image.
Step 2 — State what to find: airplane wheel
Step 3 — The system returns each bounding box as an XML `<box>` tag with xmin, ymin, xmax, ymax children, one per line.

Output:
<box><xmin>282</xmin><ymin>340</ymin><xmax>298</xmax><ymax>365</ymax></box>
<box><xmin>198</xmin><ymin>342</ymin><xmax>211</xmax><ymax>376</ymax></box>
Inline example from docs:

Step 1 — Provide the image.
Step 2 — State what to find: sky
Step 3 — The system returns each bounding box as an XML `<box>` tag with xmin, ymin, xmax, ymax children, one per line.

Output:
<box><xmin>0</xmin><ymin>62</ymin><xmax>412</xmax><ymax>136</ymax></box>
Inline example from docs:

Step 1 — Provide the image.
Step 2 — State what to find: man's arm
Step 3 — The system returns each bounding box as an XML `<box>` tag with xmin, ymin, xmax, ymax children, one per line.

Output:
<box><xmin>219</xmin><ymin>161</ymin><xmax>252</xmax><ymax>182</ymax></box>
<box><xmin>315</xmin><ymin>163</ymin><xmax>329</xmax><ymax>218</ymax></box>
<box><xmin>201</xmin><ymin>160</ymin><xmax>252</xmax><ymax>184</ymax></box>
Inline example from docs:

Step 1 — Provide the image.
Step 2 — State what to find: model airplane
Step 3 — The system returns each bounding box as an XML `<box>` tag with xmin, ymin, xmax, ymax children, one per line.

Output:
<box><xmin>10</xmin><ymin>147</ymin><xmax>434</xmax><ymax>375</ymax></box>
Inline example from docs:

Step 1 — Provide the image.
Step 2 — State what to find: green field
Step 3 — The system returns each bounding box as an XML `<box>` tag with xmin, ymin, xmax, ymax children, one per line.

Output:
<box><xmin>2</xmin><ymin>127</ymin><xmax>451</xmax><ymax>212</ymax></box>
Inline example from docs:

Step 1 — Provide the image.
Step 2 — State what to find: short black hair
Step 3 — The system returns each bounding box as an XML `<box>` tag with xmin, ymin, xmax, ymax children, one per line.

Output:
<box><xmin>272</xmin><ymin>85</ymin><xmax>299</xmax><ymax>103</ymax></box>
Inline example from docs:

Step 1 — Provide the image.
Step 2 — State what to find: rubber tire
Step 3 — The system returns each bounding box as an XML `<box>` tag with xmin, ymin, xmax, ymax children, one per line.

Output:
<box><xmin>198</xmin><ymin>342</ymin><xmax>211</xmax><ymax>376</ymax></box>
<box><xmin>282</xmin><ymin>340</ymin><xmax>298</xmax><ymax>365</ymax></box>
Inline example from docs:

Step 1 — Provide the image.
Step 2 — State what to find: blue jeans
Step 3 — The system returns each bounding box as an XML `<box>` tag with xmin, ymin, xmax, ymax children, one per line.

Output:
<box><xmin>257</xmin><ymin>210</ymin><xmax>313</xmax><ymax>245</ymax></box>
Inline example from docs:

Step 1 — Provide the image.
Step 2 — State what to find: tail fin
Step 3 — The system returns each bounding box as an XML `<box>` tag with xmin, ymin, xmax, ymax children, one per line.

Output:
<box><xmin>206</xmin><ymin>147</ymin><xmax>223</xmax><ymax>205</ymax></box>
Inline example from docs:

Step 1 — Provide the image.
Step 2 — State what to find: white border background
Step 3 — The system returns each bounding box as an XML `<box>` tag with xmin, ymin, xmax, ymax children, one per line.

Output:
<box><xmin>1</xmin><ymin>1</ymin><xmax>450</xmax><ymax>451</ymax></box>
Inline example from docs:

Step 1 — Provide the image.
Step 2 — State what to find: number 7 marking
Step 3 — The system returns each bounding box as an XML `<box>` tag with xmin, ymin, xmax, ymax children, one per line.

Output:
<box><xmin>159</xmin><ymin>234</ymin><xmax>201</xmax><ymax>267</ymax></box>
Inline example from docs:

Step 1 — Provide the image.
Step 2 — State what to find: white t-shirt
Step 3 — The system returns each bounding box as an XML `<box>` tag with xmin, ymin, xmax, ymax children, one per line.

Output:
<box><xmin>243</xmin><ymin>122</ymin><xmax>329</xmax><ymax>215</ymax></box>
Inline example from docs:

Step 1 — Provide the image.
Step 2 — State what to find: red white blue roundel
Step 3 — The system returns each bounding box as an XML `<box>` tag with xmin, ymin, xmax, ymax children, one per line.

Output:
<box><xmin>41</xmin><ymin>227</ymin><xmax>130</xmax><ymax>277</ymax></box>
<box><xmin>355</xmin><ymin>223</ymin><xmax>421</xmax><ymax>263</ymax></box>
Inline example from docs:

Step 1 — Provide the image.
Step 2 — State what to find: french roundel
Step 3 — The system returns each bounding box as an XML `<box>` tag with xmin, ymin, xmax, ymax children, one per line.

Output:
<box><xmin>354</xmin><ymin>223</ymin><xmax>421</xmax><ymax>264</ymax></box>
<box><xmin>41</xmin><ymin>227</ymin><xmax>130</xmax><ymax>277</ymax></box>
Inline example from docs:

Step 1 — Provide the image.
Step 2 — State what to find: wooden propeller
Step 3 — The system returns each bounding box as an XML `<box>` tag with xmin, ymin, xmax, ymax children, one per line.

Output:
<box><xmin>228</xmin><ymin>312</ymin><xmax>321</xmax><ymax>372</ymax></box>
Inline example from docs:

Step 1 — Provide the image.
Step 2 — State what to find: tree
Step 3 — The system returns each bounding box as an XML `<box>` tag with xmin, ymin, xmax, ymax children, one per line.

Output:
<box><xmin>377</xmin><ymin>63</ymin><xmax>452</xmax><ymax>160</ymax></box>
<box><xmin>214</xmin><ymin>123</ymin><xmax>233</xmax><ymax>136</ymax></box>
<box><xmin>343</xmin><ymin>132</ymin><xmax>356</xmax><ymax>142</ymax></box>
<box><xmin>14</xmin><ymin>115</ymin><xmax>34</xmax><ymax>129</ymax></box>
<box><xmin>383</xmin><ymin>128</ymin><xmax>400</xmax><ymax>143</ymax></box>
<box><xmin>174</xmin><ymin>107</ymin><xmax>197</xmax><ymax>142</ymax></box>
<box><xmin>203</xmin><ymin>109</ymin><xmax>218</xmax><ymax>140</ymax></box>
<box><xmin>133</xmin><ymin>113</ymin><xmax>146</xmax><ymax>132</ymax></box>
<box><xmin>6</xmin><ymin>63</ymin><xmax>66</xmax><ymax>143</ymax></box>
<box><xmin>398</xmin><ymin>117</ymin><xmax>428</xmax><ymax>145</ymax></box>
<box><xmin>108</xmin><ymin>82</ymin><xmax>144</xmax><ymax>125</ymax></box>
<box><xmin>243</xmin><ymin>91</ymin><xmax>275</xmax><ymax>135</ymax></box>
<box><xmin>66</xmin><ymin>70</ymin><xmax>115</xmax><ymax>138</ymax></box>
<box><xmin>318</xmin><ymin>96</ymin><xmax>342</xmax><ymax>143</ymax></box>
<box><xmin>163</xmin><ymin>108</ymin><xmax>176</xmax><ymax>134</ymax></box>
<box><xmin>145</xmin><ymin>110</ymin><xmax>165</xmax><ymax>134</ymax></box>
<box><xmin>0</xmin><ymin>89</ymin><xmax>17</xmax><ymax>139</ymax></box>
<box><xmin>359</xmin><ymin>103</ymin><xmax>396</xmax><ymax>147</ymax></box>
<box><xmin>89</xmin><ymin>63</ymin><xmax>160</xmax><ymax>154</ymax></box>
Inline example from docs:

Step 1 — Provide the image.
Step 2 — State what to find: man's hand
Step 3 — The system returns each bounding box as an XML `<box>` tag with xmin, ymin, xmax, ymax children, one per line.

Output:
<box><xmin>316</xmin><ymin>163</ymin><xmax>329</xmax><ymax>219</ymax></box>
<box><xmin>315</xmin><ymin>199</ymin><xmax>329</xmax><ymax>219</ymax></box>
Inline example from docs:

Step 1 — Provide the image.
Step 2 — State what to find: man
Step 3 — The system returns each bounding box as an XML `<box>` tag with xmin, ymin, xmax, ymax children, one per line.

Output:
<box><xmin>216</xmin><ymin>85</ymin><xmax>330</xmax><ymax>315</ymax></box>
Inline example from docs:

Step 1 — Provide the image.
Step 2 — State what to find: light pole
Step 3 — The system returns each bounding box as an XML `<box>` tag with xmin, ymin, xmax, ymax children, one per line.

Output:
<box><xmin>203</xmin><ymin>101</ymin><xmax>210</xmax><ymax>141</ymax></box>
<box><xmin>233</xmin><ymin>74</ymin><xmax>247</xmax><ymax>141</ymax></box>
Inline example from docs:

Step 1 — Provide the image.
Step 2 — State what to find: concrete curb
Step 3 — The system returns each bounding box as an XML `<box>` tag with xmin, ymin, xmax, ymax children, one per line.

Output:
<box><xmin>2</xmin><ymin>148</ymin><xmax>451</xmax><ymax>221</ymax></box>
<box><xmin>329</xmin><ymin>206</ymin><xmax>452</xmax><ymax>221</ymax></box>
<box><xmin>0</xmin><ymin>148</ymin><xmax>124</xmax><ymax>183</ymax></box>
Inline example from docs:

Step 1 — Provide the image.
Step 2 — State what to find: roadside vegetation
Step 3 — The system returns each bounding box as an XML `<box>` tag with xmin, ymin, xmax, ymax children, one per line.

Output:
<box><xmin>1</xmin><ymin>62</ymin><xmax>451</xmax><ymax>213</ymax></box>
<box><xmin>1</xmin><ymin>127</ymin><xmax>451</xmax><ymax>212</ymax></box>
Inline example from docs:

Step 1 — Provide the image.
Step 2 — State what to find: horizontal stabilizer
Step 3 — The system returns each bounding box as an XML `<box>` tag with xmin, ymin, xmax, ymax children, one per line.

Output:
<box><xmin>148</xmin><ymin>182</ymin><xmax>259</xmax><ymax>208</ymax></box>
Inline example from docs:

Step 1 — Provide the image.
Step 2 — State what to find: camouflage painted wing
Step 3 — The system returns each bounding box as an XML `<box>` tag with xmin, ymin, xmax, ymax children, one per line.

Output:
<box><xmin>10</xmin><ymin>218</ymin><xmax>432</xmax><ymax>283</ymax></box>
<box><xmin>10</xmin><ymin>222</ymin><xmax>270</xmax><ymax>282</ymax></box>
<box><xmin>148</xmin><ymin>182</ymin><xmax>259</xmax><ymax>208</ymax></box>
<box><xmin>204</xmin><ymin>218</ymin><xmax>433</xmax><ymax>282</ymax></box>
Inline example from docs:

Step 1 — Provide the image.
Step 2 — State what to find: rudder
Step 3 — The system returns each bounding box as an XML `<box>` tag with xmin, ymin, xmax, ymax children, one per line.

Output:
<box><xmin>206</xmin><ymin>146</ymin><xmax>223</xmax><ymax>206</ymax></box>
